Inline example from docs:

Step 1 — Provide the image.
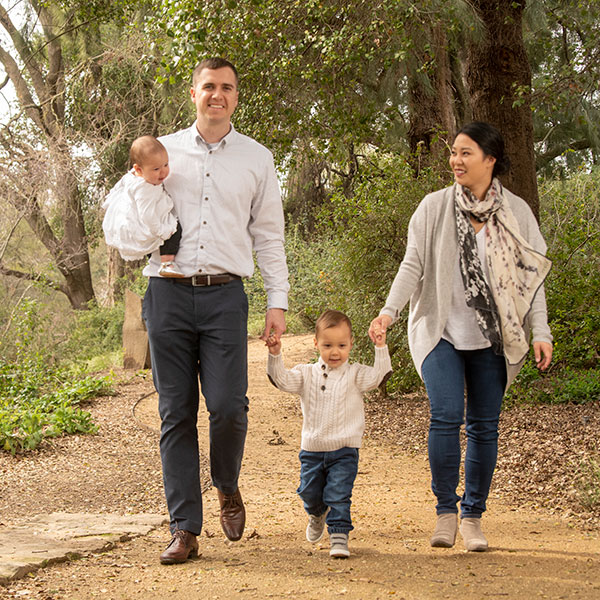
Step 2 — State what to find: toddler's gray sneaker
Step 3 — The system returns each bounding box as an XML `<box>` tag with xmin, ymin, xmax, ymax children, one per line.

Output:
<box><xmin>306</xmin><ymin>510</ymin><xmax>328</xmax><ymax>543</ymax></box>
<box><xmin>329</xmin><ymin>532</ymin><xmax>350</xmax><ymax>558</ymax></box>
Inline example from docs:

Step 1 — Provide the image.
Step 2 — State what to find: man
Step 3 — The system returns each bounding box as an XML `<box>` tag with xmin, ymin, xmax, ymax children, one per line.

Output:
<box><xmin>142</xmin><ymin>57</ymin><xmax>289</xmax><ymax>564</ymax></box>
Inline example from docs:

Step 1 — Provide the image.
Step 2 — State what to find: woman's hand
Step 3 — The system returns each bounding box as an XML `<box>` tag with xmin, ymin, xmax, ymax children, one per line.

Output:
<box><xmin>533</xmin><ymin>341</ymin><xmax>553</xmax><ymax>371</ymax></box>
<box><xmin>368</xmin><ymin>314</ymin><xmax>393</xmax><ymax>344</ymax></box>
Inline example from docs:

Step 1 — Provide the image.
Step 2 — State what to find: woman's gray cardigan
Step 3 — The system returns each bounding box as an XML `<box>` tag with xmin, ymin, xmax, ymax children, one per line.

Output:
<box><xmin>380</xmin><ymin>184</ymin><xmax>552</xmax><ymax>389</ymax></box>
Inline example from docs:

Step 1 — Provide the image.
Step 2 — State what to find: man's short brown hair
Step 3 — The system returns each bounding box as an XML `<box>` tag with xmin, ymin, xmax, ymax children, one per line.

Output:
<box><xmin>315</xmin><ymin>310</ymin><xmax>353</xmax><ymax>338</ymax></box>
<box><xmin>192</xmin><ymin>58</ymin><xmax>239</xmax><ymax>87</ymax></box>
<box><xmin>129</xmin><ymin>135</ymin><xmax>166</xmax><ymax>167</ymax></box>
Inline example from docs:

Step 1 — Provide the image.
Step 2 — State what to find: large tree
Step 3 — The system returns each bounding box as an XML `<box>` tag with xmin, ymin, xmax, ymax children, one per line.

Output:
<box><xmin>0</xmin><ymin>1</ymin><xmax>96</xmax><ymax>308</ymax></box>
<box><xmin>0</xmin><ymin>1</ymin><xmax>185</xmax><ymax>307</ymax></box>
<box><xmin>463</xmin><ymin>1</ymin><xmax>540</xmax><ymax>216</ymax></box>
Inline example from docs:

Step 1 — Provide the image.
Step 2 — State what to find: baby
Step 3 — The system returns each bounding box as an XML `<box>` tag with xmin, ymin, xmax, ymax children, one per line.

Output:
<box><xmin>266</xmin><ymin>310</ymin><xmax>392</xmax><ymax>558</ymax></box>
<box><xmin>102</xmin><ymin>135</ymin><xmax>183</xmax><ymax>277</ymax></box>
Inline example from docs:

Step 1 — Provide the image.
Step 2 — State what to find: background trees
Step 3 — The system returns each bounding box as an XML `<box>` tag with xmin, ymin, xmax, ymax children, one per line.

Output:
<box><xmin>2</xmin><ymin>0</ymin><xmax>598</xmax><ymax>309</ymax></box>
<box><xmin>0</xmin><ymin>1</ymin><xmax>186</xmax><ymax>308</ymax></box>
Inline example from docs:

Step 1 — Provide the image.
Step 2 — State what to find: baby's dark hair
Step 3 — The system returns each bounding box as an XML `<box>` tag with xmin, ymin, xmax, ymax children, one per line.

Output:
<box><xmin>315</xmin><ymin>310</ymin><xmax>353</xmax><ymax>338</ymax></box>
<box><xmin>455</xmin><ymin>121</ymin><xmax>510</xmax><ymax>177</ymax></box>
<box><xmin>130</xmin><ymin>135</ymin><xmax>167</xmax><ymax>167</ymax></box>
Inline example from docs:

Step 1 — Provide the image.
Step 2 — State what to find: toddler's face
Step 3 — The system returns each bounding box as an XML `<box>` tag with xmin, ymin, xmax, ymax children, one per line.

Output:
<box><xmin>134</xmin><ymin>149</ymin><xmax>170</xmax><ymax>186</ymax></box>
<box><xmin>314</xmin><ymin>323</ymin><xmax>353</xmax><ymax>369</ymax></box>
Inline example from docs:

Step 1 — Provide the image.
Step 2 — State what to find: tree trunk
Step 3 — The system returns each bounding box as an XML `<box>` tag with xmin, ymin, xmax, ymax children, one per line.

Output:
<box><xmin>407</xmin><ymin>25</ymin><xmax>456</xmax><ymax>175</ymax></box>
<box><xmin>464</xmin><ymin>0</ymin><xmax>539</xmax><ymax>219</ymax></box>
<box><xmin>106</xmin><ymin>247</ymin><xmax>146</xmax><ymax>306</ymax></box>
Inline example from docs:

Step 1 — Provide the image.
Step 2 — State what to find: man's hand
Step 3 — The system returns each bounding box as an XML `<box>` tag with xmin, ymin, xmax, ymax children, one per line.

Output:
<box><xmin>261</xmin><ymin>308</ymin><xmax>286</xmax><ymax>344</ymax></box>
<box><xmin>368</xmin><ymin>314</ymin><xmax>393</xmax><ymax>344</ymax></box>
<box><xmin>533</xmin><ymin>341</ymin><xmax>553</xmax><ymax>371</ymax></box>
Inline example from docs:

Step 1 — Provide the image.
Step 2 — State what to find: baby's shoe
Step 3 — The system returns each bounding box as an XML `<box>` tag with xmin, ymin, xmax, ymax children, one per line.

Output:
<box><xmin>329</xmin><ymin>532</ymin><xmax>350</xmax><ymax>558</ymax></box>
<box><xmin>306</xmin><ymin>510</ymin><xmax>328</xmax><ymax>543</ymax></box>
<box><xmin>158</xmin><ymin>261</ymin><xmax>185</xmax><ymax>278</ymax></box>
<box><xmin>460</xmin><ymin>517</ymin><xmax>488</xmax><ymax>552</ymax></box>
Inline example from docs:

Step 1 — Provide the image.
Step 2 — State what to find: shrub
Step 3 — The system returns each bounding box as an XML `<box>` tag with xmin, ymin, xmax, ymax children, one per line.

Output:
<box><xmin>312</xmin><ymin>153</ymin><xmax>447</xmax><ymax>392</ymax></box>
<box><xmin>507</xmin><ymin>169</ymin><xmax>600</xmax><ymax>406</ymax></box>
<box><xmin>0</xmin><ymin>299</ymin><xmax>114</xmax><ymax>454</ymax></box>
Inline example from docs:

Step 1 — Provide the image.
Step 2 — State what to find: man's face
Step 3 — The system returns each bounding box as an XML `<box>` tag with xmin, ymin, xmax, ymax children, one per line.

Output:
<box><xmin>190</xmin><ymin>67</ymin><xmax>238</xmax><ymax>128</ymax></box>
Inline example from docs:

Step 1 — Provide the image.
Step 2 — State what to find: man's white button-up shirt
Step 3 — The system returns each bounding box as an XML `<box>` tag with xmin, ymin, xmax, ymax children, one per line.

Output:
<box><xmin>143</xmin><ymin>123</ymin><xmax>289</xmax><ymax>309</ymax></box>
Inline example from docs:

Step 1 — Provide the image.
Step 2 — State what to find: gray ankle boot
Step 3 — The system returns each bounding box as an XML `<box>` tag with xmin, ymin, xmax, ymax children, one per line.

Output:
<box><xmin>460</xmin><ymin>517</ymin><xmax>488</xmax><ymax>552</ymax></box>
<box><xmin>430</xmin><ymin>513</ymin><xmax>458</xmax><ymax>548</ymax></box>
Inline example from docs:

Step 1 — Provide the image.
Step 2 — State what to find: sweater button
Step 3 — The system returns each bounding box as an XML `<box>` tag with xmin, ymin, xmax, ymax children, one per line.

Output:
<box><xmin>321</xmin><ymin>385</ymin><xmax>326</xmax><ymax>391</ymax></box>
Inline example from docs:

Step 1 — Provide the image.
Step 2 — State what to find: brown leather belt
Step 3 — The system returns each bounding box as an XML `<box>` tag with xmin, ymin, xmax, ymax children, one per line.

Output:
<box><xmin>173</xmin><ymin>273</ymin><xmax>241</xmax><ymax>286</ymax></box>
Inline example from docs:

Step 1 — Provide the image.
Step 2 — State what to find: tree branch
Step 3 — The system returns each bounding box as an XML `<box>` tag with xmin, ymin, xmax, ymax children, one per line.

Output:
<box><xmin>536</xmin><ymin>138</ymin><xmax>591</xmax><ymax>167</ymax></box>
<box><xmin>0</xmin><ymin>262</ymin><xmax>67</xmax><ymax>294</ymax></box>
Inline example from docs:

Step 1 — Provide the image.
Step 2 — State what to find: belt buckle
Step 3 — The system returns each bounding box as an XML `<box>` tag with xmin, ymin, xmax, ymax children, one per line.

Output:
<box><xmin>191</xmin><ymin>274</ymin><xmax>209</xmax><ymax>286</ymax></box>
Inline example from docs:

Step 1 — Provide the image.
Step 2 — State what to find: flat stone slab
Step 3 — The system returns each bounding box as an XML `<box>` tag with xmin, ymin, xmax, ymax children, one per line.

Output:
<box><xmin>0</xmin><ymin>512</ymin><xmax>167</xmax><ymax>584</ymax></box>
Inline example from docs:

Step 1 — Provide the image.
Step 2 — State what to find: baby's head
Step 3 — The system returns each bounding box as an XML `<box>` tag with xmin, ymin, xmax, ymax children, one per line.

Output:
<box><xmin>130</xmin><ymin>136</ymin><xmax>169</xmax><ymax>186</ymax></box>
<box><xmin>314</xmin><ymin>310</ymin><xmax>353</xmax><ymax>368</ymax></box>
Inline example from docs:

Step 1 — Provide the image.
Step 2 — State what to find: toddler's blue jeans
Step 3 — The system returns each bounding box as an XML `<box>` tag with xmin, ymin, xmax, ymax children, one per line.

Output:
<box><xmin>297</xmin><ymin>447</ymin><xmax>359</xmax><ymax>534</ymax></box>
<box><xmin>422</xmin><ymin>339</ymin><xmax>507</xmax><ymax>518</ymax></box>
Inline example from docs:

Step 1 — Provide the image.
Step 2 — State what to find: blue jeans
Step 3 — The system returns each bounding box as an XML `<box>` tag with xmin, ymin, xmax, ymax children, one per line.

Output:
<box><xmin>143</xmin><ymin>277</ymin><xmax>249</xmax><ymax>535</ymax></box>
<box><xmin>421</xmin><ymin>339</ymin><xmax>507</xmax><ymax>518</ymax></box>
<box><xmin>297</xmin><ymin>447</ymin><xmax>359</xmax><ymax>534</ymax></box>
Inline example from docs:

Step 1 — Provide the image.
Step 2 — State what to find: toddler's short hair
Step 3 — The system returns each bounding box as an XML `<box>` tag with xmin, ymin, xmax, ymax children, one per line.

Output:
<box><xmin>130</xmin><ymin>136</ymin><xmax>167</xmax><ymax>167</ymax></box>
<box><xmin>315</xmin><ymin>310</ymin><xmax>353</xmax><ymax>338</ymax></box>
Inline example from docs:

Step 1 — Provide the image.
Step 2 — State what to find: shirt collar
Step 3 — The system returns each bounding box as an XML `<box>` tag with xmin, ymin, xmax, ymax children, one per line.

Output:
<box><xmin>190</xmin><ymin>122</ymin><xmax>239</xmax><ymax>148</ymax></box>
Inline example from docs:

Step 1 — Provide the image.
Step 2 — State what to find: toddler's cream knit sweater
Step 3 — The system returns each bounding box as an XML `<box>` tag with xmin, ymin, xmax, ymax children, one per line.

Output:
<box><xmin>267</xmin><ymin>346</ymin><xmax>392</xmax><ymax>452</ymax></box>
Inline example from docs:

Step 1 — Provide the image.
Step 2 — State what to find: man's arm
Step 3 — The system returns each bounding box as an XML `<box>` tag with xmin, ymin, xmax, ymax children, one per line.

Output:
<box><xmin>249</xmin><ymin>149</ymin><xmax>289</xmax><ymax>341</ymax></box>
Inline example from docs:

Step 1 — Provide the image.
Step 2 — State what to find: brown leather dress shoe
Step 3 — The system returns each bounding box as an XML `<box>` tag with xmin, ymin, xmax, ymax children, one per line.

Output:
<box><xmin>217</xmin><ymin>488</ymin><xmax>246</xmax><ymax>541</ymax></box>
<box><xmin>159</xmin><ymin>529</ymin><xmax>199</xmax><ymax>564</ymax></box>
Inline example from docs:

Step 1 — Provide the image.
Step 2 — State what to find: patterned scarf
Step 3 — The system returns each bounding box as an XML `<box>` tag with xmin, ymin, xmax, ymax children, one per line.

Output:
<box><xmin>454</xmin><ymin>179</ymin><xmax>552</xmax><ymax>365</ymax></box>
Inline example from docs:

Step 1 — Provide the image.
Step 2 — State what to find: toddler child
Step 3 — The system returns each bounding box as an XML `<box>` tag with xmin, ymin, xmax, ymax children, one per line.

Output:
<box><xmin>102</xmin><ymin>135</ymin><xmax>183</xmax><ymax>277</ymax></box>
<box><xmin>266</xmin><ymin>309</ymin><xmax>392</xmax><ymax>558</ymax></box>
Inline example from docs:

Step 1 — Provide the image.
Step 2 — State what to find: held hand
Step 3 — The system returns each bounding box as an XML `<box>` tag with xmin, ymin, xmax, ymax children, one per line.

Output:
<box><xmin>533</xmin><ymin>341</ymin><xmax>553</xmax><ymax>371</ymax></box>
<box><xmin>368</xmin><ymin>314</ymin><xmax>392</xmax><ymax>345</ymax></box>
<box><xmin>374</xmin><ymin>328</ymin><xmax>387</xmax><ymax>348</ymax></box>
<box><xmin>261</xmin><ymin>308</ymin><xmax>286</xmax><ymax>344</ymax></box>
<box><xmin>265</xmin><ymin>334</ymin><xmax>282</xmax><ymax>355</ymax></box>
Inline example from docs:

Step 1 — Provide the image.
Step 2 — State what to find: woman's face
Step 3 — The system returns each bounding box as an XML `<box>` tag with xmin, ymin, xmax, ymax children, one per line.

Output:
<box><xmin>450</xmin><ymin>133</ymin><xmax>496</xmax><ymax>199</ymax></box>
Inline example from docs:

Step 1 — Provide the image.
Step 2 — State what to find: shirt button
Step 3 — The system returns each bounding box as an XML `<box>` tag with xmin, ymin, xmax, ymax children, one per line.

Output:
<box><xmin>203</xmin><ymin>221</ymin><xmax>207</xmax><ymax>225</ymax></box>
<box><xmin>206</xmin><ymin>173</ymin><xmax>210</xmax><ymax>177</ymax></box>
<box><xmin>204</xmin><ymin>197</ymin><xmax>208</xmax><ymax>201</ymax></box>
<box><xmin>200</xmin><ymin>245</ymin><xmax>204</xmax><ymax>249</ymax></box>
<box><xmin>199</xmin><ymin>269</ymin><xmax>203</xmax><ymax>272</ymax></box>
<box><xmin>321</xmin><ymin>385</ymin><xmax>326</xmax><ymax>391</ymax></box>
<box><xmin>321</xmin><ymin>364</ymin><xmax>326</xmax><ymax>370</ymax></box>
<box><xmin>323</xmin><ymin>373</ymin><xmax>328</xmax><ymax>378</ymax></box>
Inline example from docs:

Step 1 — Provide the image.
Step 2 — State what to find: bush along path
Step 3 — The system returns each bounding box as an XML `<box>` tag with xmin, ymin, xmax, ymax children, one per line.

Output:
<box><xmin>1</xmin><ymin>335</ymin><xmax>599</xmax><ymax>599</ymax></box>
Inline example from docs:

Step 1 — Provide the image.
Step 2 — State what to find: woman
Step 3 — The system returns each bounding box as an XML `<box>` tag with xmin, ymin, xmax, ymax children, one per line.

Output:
<box><xmin>369</xmin><ymin>122</ymin><xmax>552</xmax><ymax>551</ymax></box>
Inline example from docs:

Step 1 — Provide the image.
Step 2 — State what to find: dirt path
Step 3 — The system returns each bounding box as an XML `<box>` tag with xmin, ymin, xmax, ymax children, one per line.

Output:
<box><xmin>2</xmin><ymin>335</ymin><xmax>599</xmax><ymax>599</ymax></box>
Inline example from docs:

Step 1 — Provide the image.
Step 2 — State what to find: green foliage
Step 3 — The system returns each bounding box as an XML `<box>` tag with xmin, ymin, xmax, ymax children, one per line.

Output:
<box><xmin>525</xmin><ymin>2</ymin><xmax>600</xmax><ymax>173</ymax></box>
<box><xmin>316</xmin><ymin>154</ymin><xmax>448</xmax><ymax>392</ymax></box>
<box><xmin>506</xmin><ymin>168</ymin><xmax>600</xmax><ymax>406</ymax></box>
<box><xmin>62</xmin><ymin>302</ymin><xmax>125</xmax><ymax>364</ymax></box>
<box><xmin>271</xmin><ymin>152</ymin><xmax>448</xmax><ymax>391</ymax></box>
<box><xmin>0</xmin><ymin>299</ymin><xmax>114</xmax><ymax>454</ymax></box>
<box><xmin>148</xmin><ymin>0</ymin><xmax>449</xmax><ymax>163</ymax></box>
<box><xmin>245</xmin><ymin>226</ymin><xmax>336</xmax><ymax>336</ymax></box>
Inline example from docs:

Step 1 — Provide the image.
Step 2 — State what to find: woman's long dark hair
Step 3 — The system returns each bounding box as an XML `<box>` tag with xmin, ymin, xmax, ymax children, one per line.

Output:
<box><xmin>456</xmin><ymin>122</ymin><xmax>510</xmax><ymax>177</ymax></box>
